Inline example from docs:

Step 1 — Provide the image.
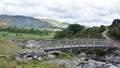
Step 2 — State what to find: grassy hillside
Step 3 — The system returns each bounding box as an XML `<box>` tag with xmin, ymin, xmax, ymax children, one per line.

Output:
<box><xmin>108</xmin><ymin>19</ymin><xmax>120</xmax><ymax>40</ymax></box>
<box><xmin>0</xmin><ymin>15</ymin><xmax>68</xmax><ymax>29</ymax></box>
<box><xmin>73</xmin><ymin>26</ymin><xmax>105</xmax><ymax>38</ymax></box>
<box><xmin>54</xmin><ymin>24</ymin><xmax>106</xmax><ymax>39</ymax></box>
<box><xmin>40</xmin><ymin>19</ymin><xmax>68</xmax><ymax>28</ymax></box>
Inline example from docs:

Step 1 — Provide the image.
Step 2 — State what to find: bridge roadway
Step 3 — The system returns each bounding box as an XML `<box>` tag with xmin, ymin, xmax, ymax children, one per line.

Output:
<box><xmin>38</xmin><ymin>39</ymin><xmax>119</xmax><ymax>52</ymax></box>
<box><xmin>44</xmin><ymin>45</ymin><xmax>117</xmax><ymax>52</ymax></box>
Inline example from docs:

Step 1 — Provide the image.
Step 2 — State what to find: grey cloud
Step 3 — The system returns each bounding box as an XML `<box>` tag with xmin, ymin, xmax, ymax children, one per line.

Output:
<box><xmin>0</xmin><ymin>0</ymin><xmax>120</xmax><ymax>26</ymax></box>
<box><xmin>48</xmin><ymin>8</ymin><xmax>66</xmax><ymax>14</ymax></box>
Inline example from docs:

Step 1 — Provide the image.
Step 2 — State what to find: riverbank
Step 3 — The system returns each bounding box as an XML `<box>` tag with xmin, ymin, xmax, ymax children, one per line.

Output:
<box><xmin>46</xmin><ymin>57</ymin><xmax>120</xmax><ymax>68</ymax></box>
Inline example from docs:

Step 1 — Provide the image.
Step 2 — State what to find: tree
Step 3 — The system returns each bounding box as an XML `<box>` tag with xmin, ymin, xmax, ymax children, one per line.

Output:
<box><xmin>68</xmin><ymin>24</ymin><xmax>84</xmax><ymax>35</ymax></box>
<box><xmin>108</xmin><ymin>19</ymin><xmax>120</xmax><ymax>40</ymax></box>
<box><xmin>54</xmin><ymin>24</ymin><xmax>85</xmax><ymax>38</ymax></box>
<box><xmin>100</xmin><ymin>25</ymin><xmax>106</xmax><ymax>32</ymax></box>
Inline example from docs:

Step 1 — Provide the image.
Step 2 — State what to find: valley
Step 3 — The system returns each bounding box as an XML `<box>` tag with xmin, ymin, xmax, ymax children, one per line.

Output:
<box><xmin>0</xmin><ymin>15</ymin><xmax>120</xmax><ymax>68</ymax></box>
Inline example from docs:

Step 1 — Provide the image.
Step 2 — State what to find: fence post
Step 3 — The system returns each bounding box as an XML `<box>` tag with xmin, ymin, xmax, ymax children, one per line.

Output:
<box><xmin>70</xmin><ymin>39</ymin><xmax>72</xmax><ymax>52</ymax></box>
<box><xmin>53</xmin><ymin>39</ymin><xmax>55</xmax><ymax>51</ymax></box>
<box><xmin>93</xmin><ymin>39</ymin><xmax>96</xmax><ymax>45</ymax></box>
<box><xmin>79</xmin><ymin>39</ymin><xmax>81</xmax><ymax>50</ymax></box>
<box><xmin>62</xmin><ymin>39</ymin><xmax>64</xmax><ymax>51</ymax></box>
<box><xmin>44</xmin><ymin>40</ymin><xmax>47</xmax><ymax>52</ymax></box>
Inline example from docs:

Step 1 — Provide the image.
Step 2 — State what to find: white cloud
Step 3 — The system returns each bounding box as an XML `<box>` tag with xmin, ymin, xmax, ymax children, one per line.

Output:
<box><xmin>0</xmin><ymin>0</ymin><xmax>120</xmax><ymax>26</ymax></box>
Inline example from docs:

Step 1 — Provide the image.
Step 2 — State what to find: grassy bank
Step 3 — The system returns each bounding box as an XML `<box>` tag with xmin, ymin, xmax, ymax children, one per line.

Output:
<box><xmin>0</xmin><ymin>38</ymin><xmax>19</xmax><ymax>55</ymax></box>
<box><xmin>0</xmin><ymin>58</ymin><xmax>64</xmax><ymax>68</ymax></box>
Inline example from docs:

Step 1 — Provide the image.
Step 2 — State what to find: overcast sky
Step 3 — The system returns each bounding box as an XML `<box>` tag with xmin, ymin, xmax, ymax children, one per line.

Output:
<box><xmin>0</xmin><ymin>0</ymin><xmax>120</xmax><ymax>26</ymax></box>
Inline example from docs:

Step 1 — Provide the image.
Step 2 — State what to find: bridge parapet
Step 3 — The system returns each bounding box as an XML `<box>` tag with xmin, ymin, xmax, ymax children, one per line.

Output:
<box><xmin>38</xmin><ymin>39</ymin><xmax>118</xmax><ymax>48</ymax></box>
<box><xmin>34</xmin><ymin>39</ymin><xmax>120</xmax><ymax>51</ymax></box>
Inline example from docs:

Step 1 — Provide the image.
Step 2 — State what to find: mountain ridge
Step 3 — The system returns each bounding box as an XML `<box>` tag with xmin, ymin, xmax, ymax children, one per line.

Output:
<box><xmin>0</xmin><ymin>14</ymin><xmax>68</xmax><ymax>29</ymax></box>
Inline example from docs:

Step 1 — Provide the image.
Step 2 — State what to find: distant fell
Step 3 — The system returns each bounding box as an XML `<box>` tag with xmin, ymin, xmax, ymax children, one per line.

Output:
<box><xmin>0</xmin><ymin>14</ymin><xmax>68</xmax><ymax>29</ymax></box>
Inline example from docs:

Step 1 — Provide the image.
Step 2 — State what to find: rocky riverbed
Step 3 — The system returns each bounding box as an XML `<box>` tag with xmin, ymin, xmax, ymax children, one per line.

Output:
<box><xmin>13</xmin><ymin>39</ymin><xmax>120</xmax><ymax>68</ymax></box>
<box><xmin>46</xmin><ymin>58</ymin><xmax>120</xmax><ymax>68</ymax></box>
<box><xmin>14</xmin><ymin>50</ymin><xmax>120</xmax><ymax>68</ymax></box>
<box><xmin>90</xmin><ymin>50</ymin><xmax>120</xmax><ymax>64</ymax></box>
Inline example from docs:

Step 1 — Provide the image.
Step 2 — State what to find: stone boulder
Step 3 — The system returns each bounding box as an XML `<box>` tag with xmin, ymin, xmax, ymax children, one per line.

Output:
<box><xmin>47</xmin><ymin>54</ymin><xmax>55</xmax><ymax>59</ymax></box>
<box><xmin>25</xmin><ymin>40</ymin><xmax>41</xmax><ymax>48</ymax></box>
<box><xmin>78</xmin><ymin>52</ymin><xmax>87</xmax><ymax>57</ymax></box>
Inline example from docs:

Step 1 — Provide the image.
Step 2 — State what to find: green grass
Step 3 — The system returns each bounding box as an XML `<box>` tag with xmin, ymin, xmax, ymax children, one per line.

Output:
<box><xmin>0</xmin><ymin>58</ymin><xmax>12</xmax><ymax>68</ymax></box>
<box><xmin>0</xmin><ymin>31</ymin><xmax>54</xmax><ymax>39</ymax></box>
<box><xmin>0</xmin><ymin>38</ymin><xmax>19</xmax><ymax>55</ymax></box>
<box><xmin>0</xmin><ymin>58</ymin><xmax>65</xmax><ymax>68</ymax></box>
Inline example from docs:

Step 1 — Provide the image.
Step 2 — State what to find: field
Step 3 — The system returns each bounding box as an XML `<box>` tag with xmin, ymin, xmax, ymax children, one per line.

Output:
<box><xmin>0</xmin><ymin>31</ymin><xmax>54</xmax><ymax>40</ymax></box>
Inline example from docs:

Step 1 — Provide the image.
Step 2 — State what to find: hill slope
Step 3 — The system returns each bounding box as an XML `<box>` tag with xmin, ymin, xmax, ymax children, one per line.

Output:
<box><xmin>54</xmin><ymin>24</ymin><xmax>106</xmax><ymax>39</ymax></box>
<box><xmin>108</xmin><ymin>19</ymin><xmax>120</xmax><ymax>40</ymax></box>
<box><xmin>0</xmin><ymin>15</ymin><xmax>68</xmax><ymax>29</ymax></box>
<box><xmin>39</xmin><ymin>19</ymin><xmax>68</xmax><ymax>28</ymax></box>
